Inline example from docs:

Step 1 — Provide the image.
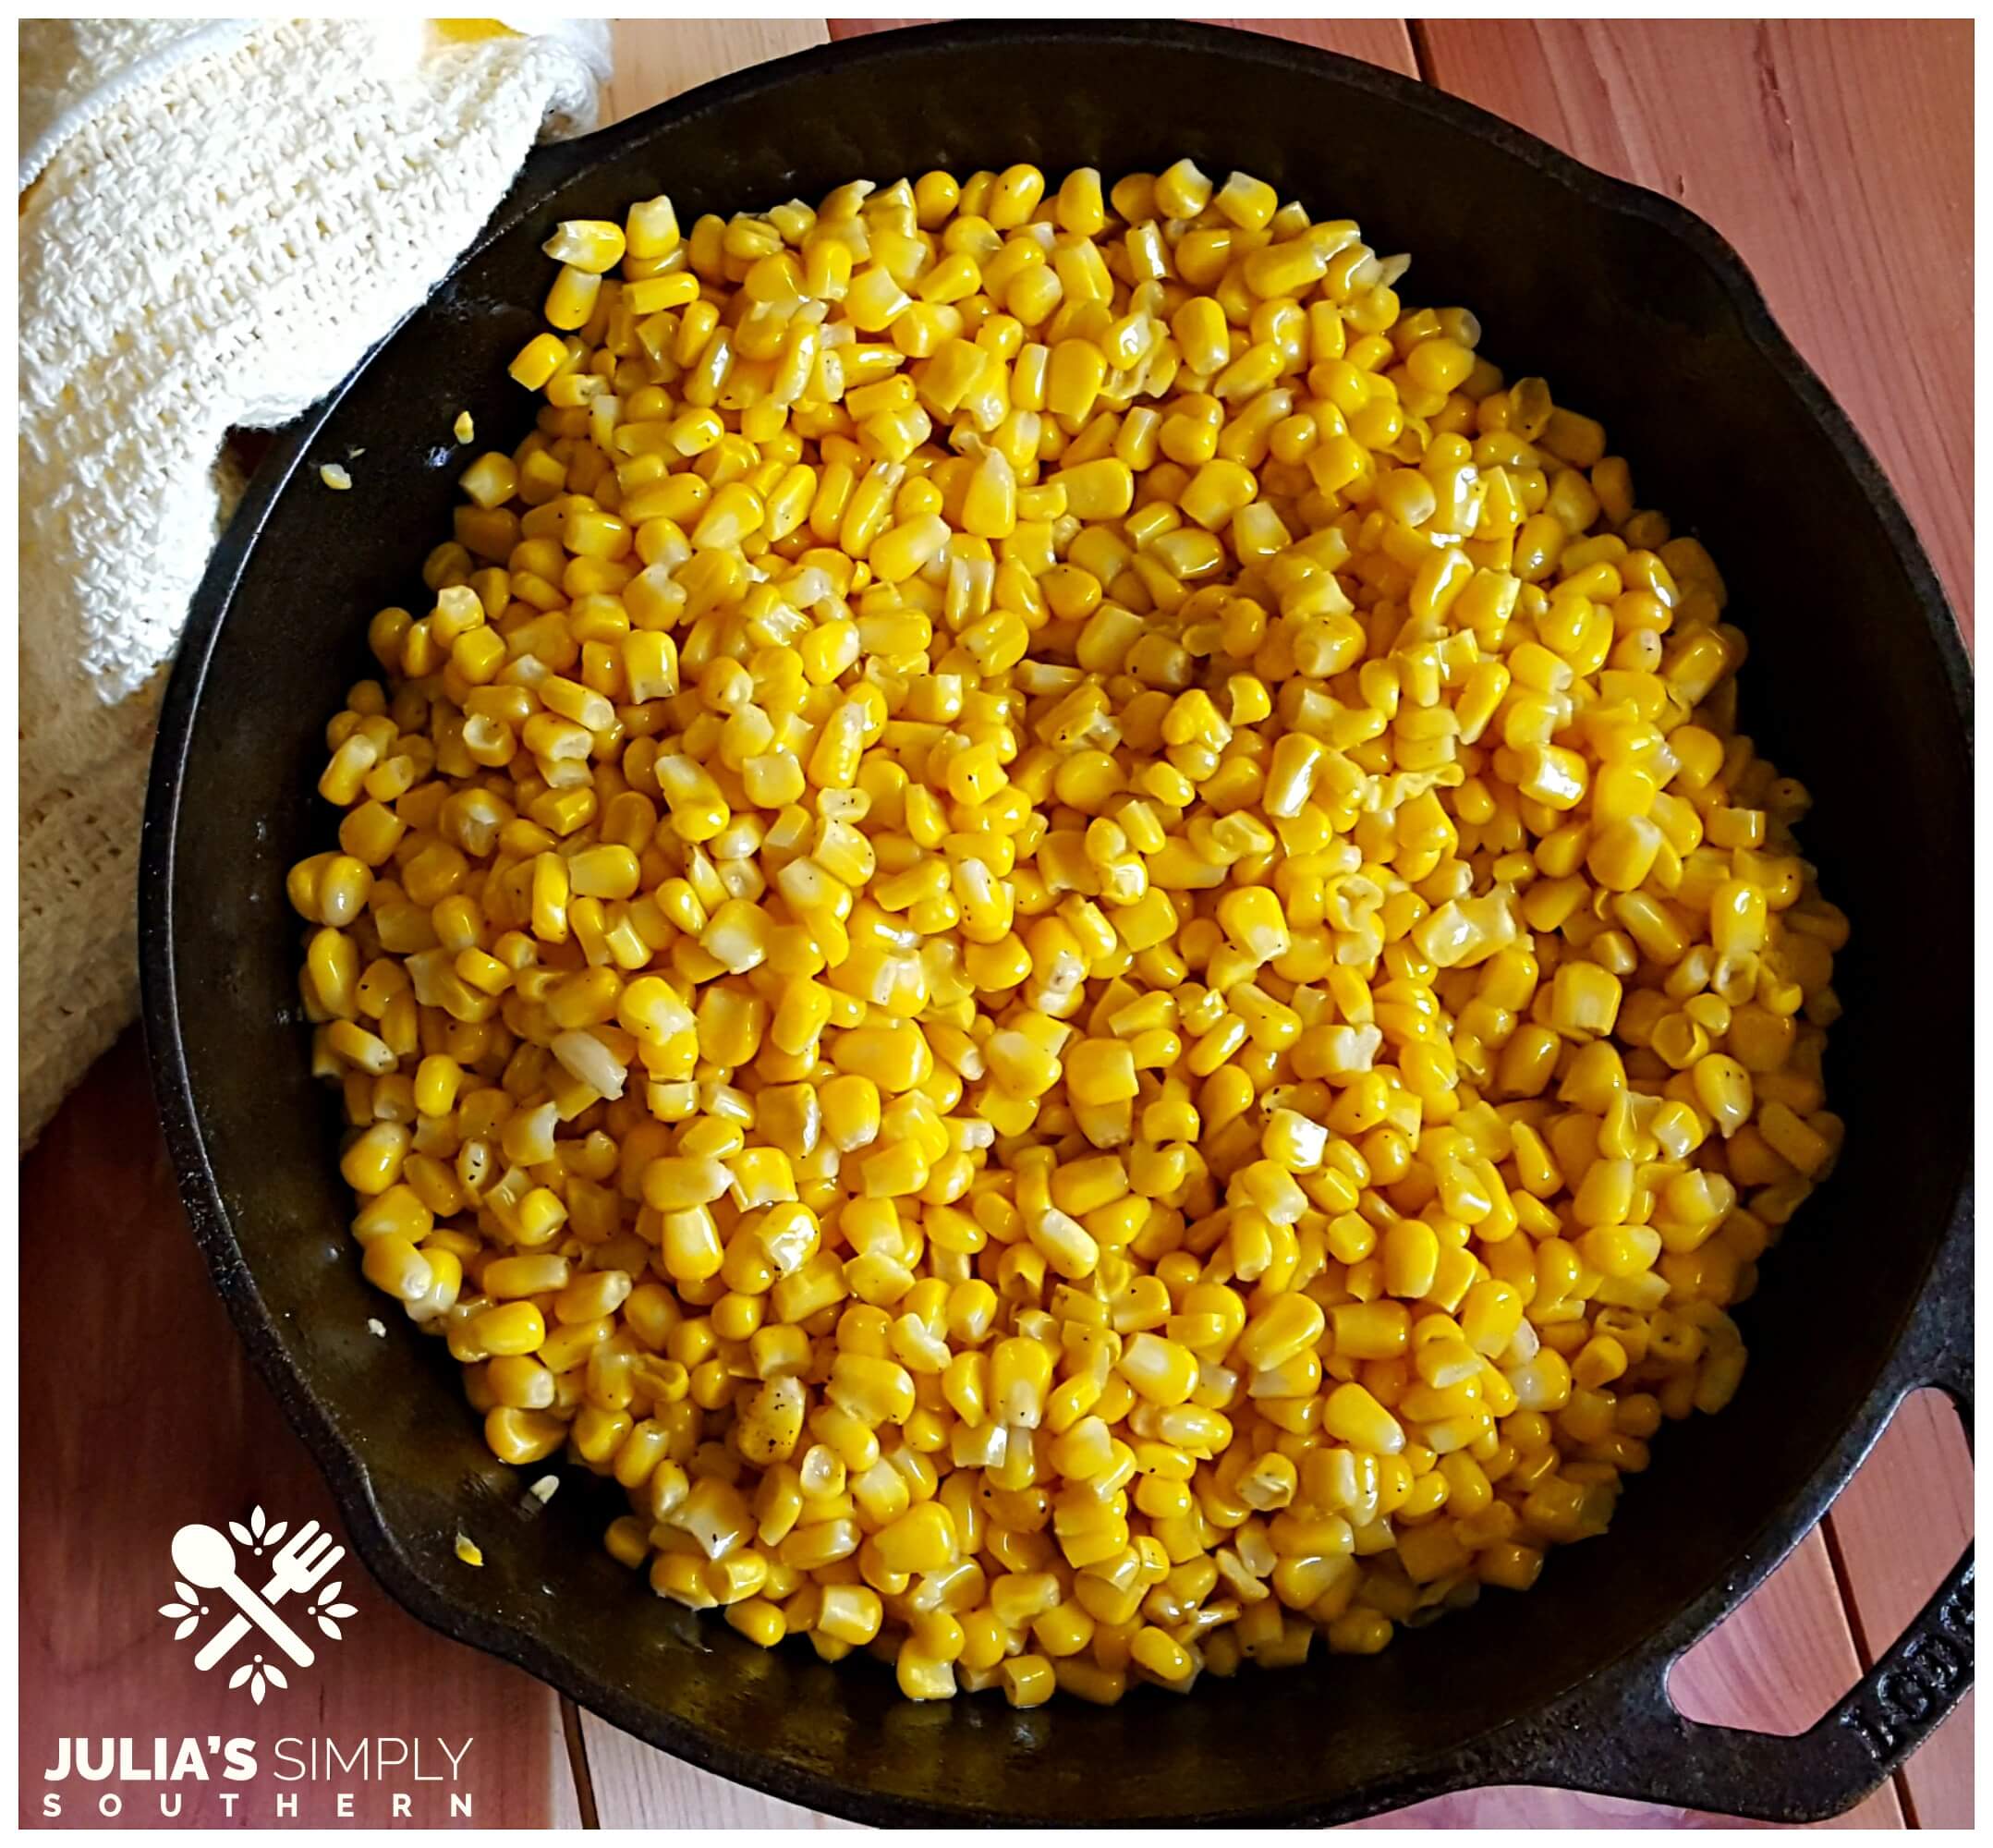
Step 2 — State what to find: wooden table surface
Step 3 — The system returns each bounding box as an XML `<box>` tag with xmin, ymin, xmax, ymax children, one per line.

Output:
<box><xmin>20</xmin><ymin>18</ymin><xmax>1971</xmax><ymax>1833</ymax></box>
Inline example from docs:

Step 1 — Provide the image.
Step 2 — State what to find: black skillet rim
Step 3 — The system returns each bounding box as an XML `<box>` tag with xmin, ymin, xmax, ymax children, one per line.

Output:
<box><xmin>139</xmin><ymin>18</ymin><xmax>1974</xmax><ymax>1828</ymax></box>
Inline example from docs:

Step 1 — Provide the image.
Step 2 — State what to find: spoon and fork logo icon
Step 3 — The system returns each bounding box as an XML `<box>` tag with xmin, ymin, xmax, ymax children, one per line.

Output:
<box><xmin>159</xmin><ymin>1507</ymin><xmax>355</xmax><ymax>1701</ymax></box>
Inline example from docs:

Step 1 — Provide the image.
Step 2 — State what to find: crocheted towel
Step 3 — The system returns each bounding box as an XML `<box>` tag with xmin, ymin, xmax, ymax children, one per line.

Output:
<box><xmin>18</xmin><ymin>18</ymin><xmax>613</xmax><ymax>1147</ymax></box>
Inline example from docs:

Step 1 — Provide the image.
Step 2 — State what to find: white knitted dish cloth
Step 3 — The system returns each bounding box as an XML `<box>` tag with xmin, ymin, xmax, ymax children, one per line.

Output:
<box><xmin>18</xmin><ymin>17</ymin><xmax>614</xmax><ymax>1148</ymax></box>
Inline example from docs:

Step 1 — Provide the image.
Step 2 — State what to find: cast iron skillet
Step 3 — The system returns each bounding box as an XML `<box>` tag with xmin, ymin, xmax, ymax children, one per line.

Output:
<box><xmin>141</xmin><ymin>19</ymin><xmax>1973</xmax><ymax>1828</ymax></box>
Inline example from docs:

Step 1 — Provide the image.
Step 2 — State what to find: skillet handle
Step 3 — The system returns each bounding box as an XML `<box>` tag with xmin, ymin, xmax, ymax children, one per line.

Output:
<box><xmin>1588</xmin><ymin>1546</ymin><xmax>1975</xmax><ymax>1822</ymax></box>
<box><xmin>1549</xmin><ymin>1232</ymin><xmax>1974</xmax><ymax>1825</ymax></box>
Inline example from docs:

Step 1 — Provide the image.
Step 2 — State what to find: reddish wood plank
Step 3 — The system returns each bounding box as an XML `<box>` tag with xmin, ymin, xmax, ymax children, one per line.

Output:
<box><xmin>828</xmin><ymin>16</ymin><xmax>931</xmax><ymax>35</ymax></box>
<box><xmin>579</xmin><ymin>1712</ymin><xmax>855</xmax><ymax>1830</ymax></box>
<box><xmin>1827</xmin><ymin>1390</ymin><xmax>1975</xmax><ymax>1828</ymax></box>
<box><xmin>1358</xmin><ymin>1787</ymin><xmax>1750</xmax><ymax>1831</ymax></box>
<box><xmin>1416</xmin><ymin>20</ymin><xmax>1974</xmax><ymax>638</ymax></box>
<box><xmin>1902</xmin><ymin>1691</ymin><xmax>1975</xmax><ymax>1830</ymax></box>
<box><xmin>18</xmin><ymin>1037</ymin><xmax>568</xmax><ymax>1829</ymax></box>
<box><xmin>553</xmin><ymin>1702</ymin><xmax>589</xmax><ymax>1830</ymax></box>
<box><xmin>605</xmin><ymin>18</ymin><xmax>826</xmax><ymax>121</ymax></box>
<box><xmin>549</xmin><ymin>1760</ymin><xmax>588</xmax><ymax>1831</ymax></box>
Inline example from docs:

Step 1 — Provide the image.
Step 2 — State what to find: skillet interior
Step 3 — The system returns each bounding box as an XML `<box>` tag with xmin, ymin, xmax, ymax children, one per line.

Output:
<box><xmin>144</xmin><ymin>22</ymin><xmax>1971</xmax><ymax>1825</ymax></box>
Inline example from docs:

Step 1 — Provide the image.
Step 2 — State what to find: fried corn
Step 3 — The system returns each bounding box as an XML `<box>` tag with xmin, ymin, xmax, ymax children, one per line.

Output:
<box><xmin>298</xmin><ymin>158</ymin><xmax>1843</xmax><ymax>1706</ymax></box>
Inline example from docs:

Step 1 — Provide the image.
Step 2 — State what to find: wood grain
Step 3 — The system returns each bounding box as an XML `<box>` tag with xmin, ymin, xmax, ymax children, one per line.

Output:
<box><xmin>826</xmin><ymin>16</ymin><xmax>932</xmax><ymax>37</ymax></box>
<box><xmin>579</xmin><ymin>1712</ymin><xmax>855</xmax><ymax>1830</ymax></box>
<box><xmin>1414</xmin><ymin>20</ymin><xmax>1975</xmax><ymax>638</ymax></box>
<box><xmin>1825</xmin><ymin>1391</ymin><xmax>1975</xmax><ymax>1827</ymax></box>
<box><xmin>553</xmin><ymin>1702</ymin><xmax>590</xmax><ymax>1830</ymax></box>
<box><xmin>18</xmin><ymin>1038</ymin><xmax>567</xmax><ymax>1829</ymax></box>
<box><xmin>605</xmin><ymin>17</ymin><xmax>828</xmax><ymax>122</ymax></box>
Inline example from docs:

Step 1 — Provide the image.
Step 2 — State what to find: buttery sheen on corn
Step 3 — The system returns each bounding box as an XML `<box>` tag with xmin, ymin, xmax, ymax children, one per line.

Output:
<box><xmin>296</xmin><ymin>159</ymin><xmax>1846</xmax><ymax>1708</ymax></box>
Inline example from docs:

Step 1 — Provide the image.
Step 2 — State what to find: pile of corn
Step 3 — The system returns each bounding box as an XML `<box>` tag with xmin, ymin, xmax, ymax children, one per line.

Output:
<box><xmin>293</xmin><ymin>159</ymin><xmax>1846</xmax><ymax>1707</ymax></box>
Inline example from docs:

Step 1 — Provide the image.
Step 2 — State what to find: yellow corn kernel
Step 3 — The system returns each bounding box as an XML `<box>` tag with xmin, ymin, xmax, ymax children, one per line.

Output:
<box><xmin>1322</xmin><ymin>1383</ymin><xmax>1405</xmax><ymax>1455</ymax></box>
<box><xmin>1047</xmin><ymin>339</ymin><xmax>1109</xmax><ymax>423</ymax></box>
